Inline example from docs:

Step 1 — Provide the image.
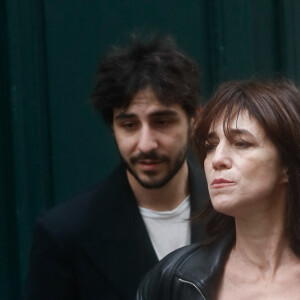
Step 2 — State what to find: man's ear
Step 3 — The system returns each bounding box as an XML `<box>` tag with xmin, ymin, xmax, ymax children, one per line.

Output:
<box><xmin>188</xmin><ymin>117</ymin><xmax>196</xmax><ymax>141</ymax></box>
<box><xmin>189</xmin><ymin>116</ymin><xmax>195</xmax><ymax>128</ymax></box>
<box><xmin>189</xmin><ymin>107</ymin><xmax>202</xmax><ymax>135</ymax></box>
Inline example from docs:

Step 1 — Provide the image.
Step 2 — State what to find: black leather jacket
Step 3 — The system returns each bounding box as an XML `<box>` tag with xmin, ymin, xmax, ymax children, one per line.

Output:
<box><xmin>137</xmin><ymin>232</ymin><xmax>235</xmax><ymax>300</ymax></box>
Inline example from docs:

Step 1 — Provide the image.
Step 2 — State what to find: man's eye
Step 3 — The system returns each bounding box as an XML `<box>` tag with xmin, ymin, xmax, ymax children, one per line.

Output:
<box><xmin>121</xmin><ymin>122</ymin><xmax>137</xmax><ymax>130</ymax></box>
<box><xmin>124</xmin><ymin>123</ymin><xmax>133</xmax><ymax>127</ymax></box>
<box><xmin>158</xmin><ymin>120</ymin><xmax>169</xmax><ymax>125</ymax></box>
<box><xmin>153</xmin><ymin>119</ymin><xmax>171</xmax><ymax>127</ymax></box>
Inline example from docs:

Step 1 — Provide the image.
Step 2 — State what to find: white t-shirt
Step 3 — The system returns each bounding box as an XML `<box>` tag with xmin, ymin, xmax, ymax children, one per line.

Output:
<box><xmin>139</xmin><ymin>196</ymin><xmax>191</xmax><ymax>260</ymax></box>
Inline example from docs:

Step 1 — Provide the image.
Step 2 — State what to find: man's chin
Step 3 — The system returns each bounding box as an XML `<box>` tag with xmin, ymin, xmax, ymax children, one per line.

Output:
<box><xmin>125</xmin><ymin>157</ymin><xmax>187</xmax><ymax>189</ymax></box>
<box><xmin>136</xmin><ymin>179</ymin><xmax>168</xmax><ymax>189</ymax></box>
<box><xmin>130</xmin><ymin>172</ymin><xmax>167</xmax><ymax>189</ymax></box>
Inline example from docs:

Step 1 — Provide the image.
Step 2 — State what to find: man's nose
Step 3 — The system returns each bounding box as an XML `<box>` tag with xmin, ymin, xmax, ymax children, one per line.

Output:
<box><xmin>137</xmin><ymin>126</ymin><xmax>158</xmax><ymax>153</ymax></box>
<box><xmin>211</xmin><ymin>143</ymin><xmax>232</xmax><ymax>170</ymax></box>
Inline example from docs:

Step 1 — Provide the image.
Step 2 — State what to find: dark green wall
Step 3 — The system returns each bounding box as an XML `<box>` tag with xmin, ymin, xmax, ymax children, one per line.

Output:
<box><xmin>44</xmin><ymin>0</ymin><xmax>210</xmax><ymax>201</ymax></box>
<box><xmin>2</xmin><ymin>0</ymin><xmax>300</xmax><ymax>298</ymax></box>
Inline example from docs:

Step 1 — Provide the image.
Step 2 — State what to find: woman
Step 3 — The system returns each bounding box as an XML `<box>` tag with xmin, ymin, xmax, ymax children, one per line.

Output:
<box><xmin>137</xmin><ymin>79</ymin><xmax>300</xmax><ymax>299</ymax></box>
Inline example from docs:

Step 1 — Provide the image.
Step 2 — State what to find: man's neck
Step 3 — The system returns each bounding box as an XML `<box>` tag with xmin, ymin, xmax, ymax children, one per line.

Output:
<box><xmin>127</xmin><ymin>161</ymin><xmax>190</xmax><ymax>211</ymax></box>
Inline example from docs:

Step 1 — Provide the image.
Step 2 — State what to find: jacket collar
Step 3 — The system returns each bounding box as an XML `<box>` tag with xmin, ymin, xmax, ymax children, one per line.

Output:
<box><xmin>187</xmin><ymin>161</ymin><xmax>208</xmax><ymax>242</ymax></box>
<box><xmin>78</xmin><ymin>164</ymin><xmax>157</xmax><ymax>299</ymax></box>
<box><xmin>79</xmin><ymin>162</ymin><xmax>207</xmax><ymax>298</ymax></box>
<box><xmin>177</xmin><ymin>232</ymin><xmax>235</xmax><ymax>299</ymax></box>
<box><xmin>80</xmin><ymin>161</ymin><xmax>207</xmax><ymax>242</ymax></box>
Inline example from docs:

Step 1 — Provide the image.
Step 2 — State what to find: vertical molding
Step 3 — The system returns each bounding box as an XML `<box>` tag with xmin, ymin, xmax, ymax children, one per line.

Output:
<box><xmin>278</xmin><ymin>0</ymin><xmax>300</xmax><ymax>83</ymax></box>
<box><xmin>207</xmin><ymin>0</ymin><xmax>254</xmax><ymax>84</ymax></box>
<box><xmin>251</xmin><ymin>0</ymin><xmax>281</xmax><ymax>79</ymax></box>
<box><xmin>5</xmin><ymin>0</ymin><xmax>53</xmax><ymax>297</ymax></box>
<box><xmin>207</xmin><ymin>0</ymin><xmax>225</xmax><ymax>84</ymax></box>
<box><xmin>0</xmin><ymin>1</ymin><xmax>19</xmax><ymax>298</ymax></box>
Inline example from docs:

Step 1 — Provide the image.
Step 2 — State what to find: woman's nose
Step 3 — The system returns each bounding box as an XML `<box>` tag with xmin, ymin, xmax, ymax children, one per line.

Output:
<box><xmin>211</xmin><ymin>143</ymin><xmax>232</xmax><ymax>170</ymax></box>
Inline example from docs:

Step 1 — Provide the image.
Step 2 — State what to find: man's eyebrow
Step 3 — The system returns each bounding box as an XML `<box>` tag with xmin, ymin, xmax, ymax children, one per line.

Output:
<box><xmin>114</xmin><ymin>109</ymin><xmax>179</xmax><ymax>120</ymax></box>
<box><xmin>149</xmin><ymin>109</ymin><xmax>179</xmax><ymax>118</ymax></box>
<box><xmin>114</xmin><ymin>112</ymin><xmax>136</xmax><ymax>121</ymax></box>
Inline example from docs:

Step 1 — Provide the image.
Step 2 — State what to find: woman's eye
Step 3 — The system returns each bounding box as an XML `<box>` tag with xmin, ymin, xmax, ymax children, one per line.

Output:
<box><xmin>205</xmin><ymin>143</ymin><xmax>216</xmax><ymax>152</ymax></box>
<box><xmin>234</xmin><ymin>140</ymin><xmax>252</xmax><ymax>148</ymax></box>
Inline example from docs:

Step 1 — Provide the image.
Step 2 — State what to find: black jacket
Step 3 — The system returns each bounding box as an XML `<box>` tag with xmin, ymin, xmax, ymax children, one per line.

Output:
<box><xmin>25</xmin><ymin>163</ymin><xmax>208</xmax><ymax>300</ymax></box>
<box><xmin>136</xmin><ymin>232</ymin><xmax>235</xmax><ymax>300</ymax></box>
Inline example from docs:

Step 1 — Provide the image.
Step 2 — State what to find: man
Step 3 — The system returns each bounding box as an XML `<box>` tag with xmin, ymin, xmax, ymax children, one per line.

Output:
<box><xmin>25</xmin><ymin>36</ymin><xmax>208</xmax><ymax>299</ymax></box>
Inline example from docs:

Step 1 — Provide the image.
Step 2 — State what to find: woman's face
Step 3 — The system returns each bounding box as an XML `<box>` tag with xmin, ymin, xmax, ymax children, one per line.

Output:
<box><xmin>204</xmin><ymin>110</ymin><xmax>288</xmax><ymax>217</ymax></box>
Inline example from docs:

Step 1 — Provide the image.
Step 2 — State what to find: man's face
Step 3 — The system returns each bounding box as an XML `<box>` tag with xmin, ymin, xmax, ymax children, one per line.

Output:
<box><xmin>112</xmin><ymin>87</ymin><xmax>192</xmax><ymax>189</ymax></box>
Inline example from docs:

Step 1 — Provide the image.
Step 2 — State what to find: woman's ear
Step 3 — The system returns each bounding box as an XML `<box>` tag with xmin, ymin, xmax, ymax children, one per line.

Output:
<box><xmin>280</xmin><ymin>167</ymin><xmax>289</xmax><ymax>184</ymax></box>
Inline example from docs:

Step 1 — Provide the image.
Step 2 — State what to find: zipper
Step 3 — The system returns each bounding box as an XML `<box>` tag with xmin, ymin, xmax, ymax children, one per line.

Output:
<box><xmin>178</xmin><ymin>278</ymin><xmax>207</xmax><ymax>300</ymax></box>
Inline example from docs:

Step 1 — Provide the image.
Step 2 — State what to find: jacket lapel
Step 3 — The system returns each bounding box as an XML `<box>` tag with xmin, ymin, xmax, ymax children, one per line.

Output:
<box><xmin>188</xmin><ymin>162</ymin><xmax>209</xmax><ymax>243</ymax></box>
<box><xmin>79</xmin><ymin>165</ymin><xmax>157</xmax><ymax>299</ymax></box>
<box><xmin>179</xmin><ymin>232</ymin><xmax>235</xmax><ymax>299</ymax></box>
<box><xmin>78</xmin><ymin>162</ymin><xmax>208</xmax><ymax>298</ymax></box>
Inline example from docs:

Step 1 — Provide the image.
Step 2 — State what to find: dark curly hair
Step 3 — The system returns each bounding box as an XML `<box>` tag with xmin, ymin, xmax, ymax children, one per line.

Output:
<box><xmin>194</xmin><ymin>79</ymin><xmax>300</xmax><ymax>257</ymax></box>
<box><xmin>91</xmin><ymin>36</ymin><xmax>201</xmax><ymax>125</ymax></box>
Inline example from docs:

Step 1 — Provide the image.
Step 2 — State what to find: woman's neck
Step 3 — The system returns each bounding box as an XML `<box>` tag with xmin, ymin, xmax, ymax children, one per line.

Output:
<box><xmin>233</xmin><ymin>210</ymin><xmax>294</xmax><ymax>280</ymax></box>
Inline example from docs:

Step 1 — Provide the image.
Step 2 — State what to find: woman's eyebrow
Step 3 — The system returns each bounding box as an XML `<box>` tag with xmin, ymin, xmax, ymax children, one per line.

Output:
<box><xmin>228</xmin><ymin>128</ymin><xmax>255</xmax><ymax>138</ymax></box>
<box><xmin>206</xmin><ymin>129</ymin><xmax>255</xmax><ymax>139</ymax></box>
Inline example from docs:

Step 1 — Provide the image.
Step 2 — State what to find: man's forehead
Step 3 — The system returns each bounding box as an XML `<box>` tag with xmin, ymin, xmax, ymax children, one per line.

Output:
<box><xmin>132</xmin><ymin>87</ymin><xmax>157</xmax><ymax>101</ymax></box>
<box><xmin>113</xmin><ymin>104</ymin><xmax>181</xmax><ymax>120</ymax></box>
<box><xmin>113</xmin><ymin>86</ymin><xmax>188</xmax><ymax>120</ymax></box>
<box><xmin>129</xmin><ymin>96</ymin><xmax>163</xmax><ymax>109</ymax></box>
<box><xmin>114</xmin><ymin>97</ymin><xmax>183</xmax><ymax>117</ymax></box>
<box><xmin>129</xmin><ymin>87</ymin><xmax>168</xmax><ymax>108</ymax></box>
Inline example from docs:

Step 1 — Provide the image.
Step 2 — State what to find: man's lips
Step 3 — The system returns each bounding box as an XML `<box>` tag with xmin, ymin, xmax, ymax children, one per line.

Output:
<box><xmin>130</xmin><ymin>152</ymin><xmax>167</xmax><ymax>164</ymax></box>
<box><xmin>137</xmin><ymin>159</ymin><xmax>164</xmax><ymax>171</ymax></box>
<box><xmin>211</xmin><ymin>178</ymin><xmax>235</xmax><ymax>188</ymax></box>
<box><xmin>138</xmin><ymin>159</ymin><xmax>162</xmax><ymax>164</ymax></box>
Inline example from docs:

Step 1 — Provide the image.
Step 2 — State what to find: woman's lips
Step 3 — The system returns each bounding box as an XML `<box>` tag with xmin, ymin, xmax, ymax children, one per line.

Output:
<box><xmin>211</xmin><ymin>178</ymin><xmax>235</xmax><ymax>188</ymax></box>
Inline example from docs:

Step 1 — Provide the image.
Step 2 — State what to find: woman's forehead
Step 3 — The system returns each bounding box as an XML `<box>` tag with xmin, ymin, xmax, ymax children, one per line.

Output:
<box><xmin>208</xmin><ymin>110</ymin><xmax>264</xmax><ymax>136</ymax></box>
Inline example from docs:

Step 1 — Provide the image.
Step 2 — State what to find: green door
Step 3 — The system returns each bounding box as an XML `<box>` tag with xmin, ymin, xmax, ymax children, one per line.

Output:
<box><xmin>2</xmin><ymin>0</ymin><xmax>300</xmax><ymax>298</ymax></box>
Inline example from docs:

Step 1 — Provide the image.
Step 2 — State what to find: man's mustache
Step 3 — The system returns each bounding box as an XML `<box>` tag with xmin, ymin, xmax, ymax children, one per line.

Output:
<box><xmin>130</xmin><ymin>151</ymin><xmax>168</xmax><ymax>164</ymax></box>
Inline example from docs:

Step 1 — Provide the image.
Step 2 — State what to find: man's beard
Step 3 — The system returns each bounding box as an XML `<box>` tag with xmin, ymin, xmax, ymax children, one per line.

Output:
<box><xmin>122</xmin><ymin>146</ymin><xmax>188</xmax><ymax>189</ymax></box>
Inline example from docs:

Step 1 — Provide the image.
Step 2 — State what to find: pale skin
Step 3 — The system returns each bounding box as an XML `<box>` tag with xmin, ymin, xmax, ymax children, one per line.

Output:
<box><xmin>204</xmin><ymin>111</ymin><xmax>300</xmax><ymax>299</ymax></box>
<box><xmin>113</xmin><ymin>87</ymin><xmax>193</xmax><ymax>211</ymax></box>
